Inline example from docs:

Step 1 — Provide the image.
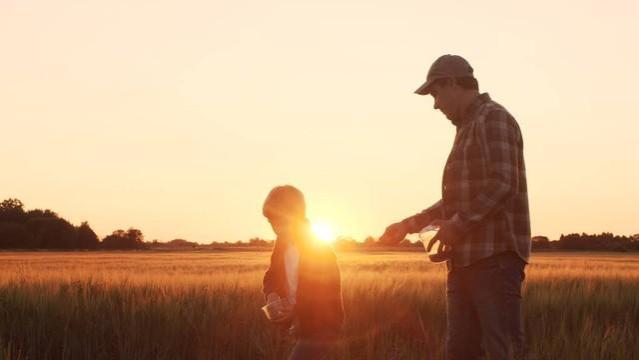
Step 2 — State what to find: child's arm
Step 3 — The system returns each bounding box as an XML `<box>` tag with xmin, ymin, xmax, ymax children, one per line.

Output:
<box><xmin>263</xmin><ymin>246</ymin><xmax>288</xmax><ymax>302</ymax></box>
<box><xmin>263</xmin><ymin>262</ymin><xmax>282</xmax><ymax>302</ymax></box>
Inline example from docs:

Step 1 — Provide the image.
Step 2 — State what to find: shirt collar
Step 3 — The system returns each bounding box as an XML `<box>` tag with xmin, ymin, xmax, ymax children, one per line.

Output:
<box><xmin>454</xmin><ymin>93</ymin><xmax>491</xmax><ymax>128</ymax></box>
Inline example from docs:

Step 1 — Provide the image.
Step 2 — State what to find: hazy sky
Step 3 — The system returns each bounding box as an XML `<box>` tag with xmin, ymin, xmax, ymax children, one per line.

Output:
<box><xmin>1</xmin><ymin>0</ymin><xmax>638</xmax><ymax>243</ymax></box>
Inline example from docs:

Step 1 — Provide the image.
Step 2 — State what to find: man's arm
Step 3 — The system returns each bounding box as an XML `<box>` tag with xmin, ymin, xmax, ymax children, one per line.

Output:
<box><xmin>401</xmin><ymin>199</ymin><xmax>444</xmax><ymax>233</ymax></box>
<box><xmin>449</xmin><ymin>109</ymin><xmax>522</xmax><ymax>234</ymax></box>
<box><xmin>379</xmin><ymin>200</ymin><xmax>443</xmax><ymax>244</ymax></box>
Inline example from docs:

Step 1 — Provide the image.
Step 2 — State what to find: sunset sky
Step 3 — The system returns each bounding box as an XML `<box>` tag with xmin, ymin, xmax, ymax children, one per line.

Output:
<box><xmin>1</xmin><ymin>0</ymin><xmax>637</xmax><ymax>243</ymax></box>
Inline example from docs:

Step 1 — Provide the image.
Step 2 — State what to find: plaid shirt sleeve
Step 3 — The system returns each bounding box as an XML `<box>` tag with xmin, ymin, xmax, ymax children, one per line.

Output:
<box><xmin>450</xmin><ymin>109</ymin><xmax>522</xmax><ymax>234</ymax></box>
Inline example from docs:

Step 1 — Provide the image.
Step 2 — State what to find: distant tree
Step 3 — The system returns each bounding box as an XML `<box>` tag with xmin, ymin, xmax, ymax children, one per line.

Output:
<box><xmin>77</xmin><ymin>222</ymin><xmax>99</xmax><ymax>249</ymax></box>
<box><xmin>46</xmin><ymin>218</ymin><xmax>77</xmax><ymax>249</ymax></box>
<box><xmin>101</xmin><ymin>228</ymin><xmax>145</xmax><ymax>250</ymax></box>
<box><xmin>362</xmin><ymin>236</ymin><xmax>378</xmax><ymax>248</ymax></box>
<box><xmin>0</xmin><ymin>222</ymin><xmax>34</xmax><ymax>248</ymax></box>
<box><xmin>127</xmin><ymin>228</ymin><xmax>144</xmax><ymax>244</ymax></box>
<box><xmin>248</xmin><ymin>237</ymin><xmax>270</xmax><ymax>247</ymax></box>
<box><xmin>556</xmin><ymin>232</ymin><xmax>638</xmax><ymax>251</ymax></box>
<box><xmin>26</xmin><ymin>209</ymin><xmax>58</xmax><ymax>219</ymax></box>
<box><xmin>167</xmin><ymin>239</ymin><xmax>198</xmax><ymax>248</ymax></box>
<box><xmin>23</xmin><ymin>217</ymin><xmax>77</xmax><ymax>249</ymax></box>
<box><xmin>0</xmin><ymin>198</ymin><xmax>24</xmax><ymax>211</ymax></box>
<box><xmin>532</xmin><ymin>236</ymin><xmax>550</xmax><ymax>250</ymax></box>
<box><xmin>334</xmin><ymin>236</ymin><xmax>358</xmax><ymax>251</ymax></box>
<box><xmin>0</xmin><ymin>198</ymin><xmax>26</xmax><ymax>223</ymax></box>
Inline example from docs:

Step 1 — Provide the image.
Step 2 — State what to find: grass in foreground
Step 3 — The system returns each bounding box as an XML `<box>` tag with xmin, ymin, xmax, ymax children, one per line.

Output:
<box><xmin>0</xmin><ymin>251</ymin><xmax>638</xmax><ymax>359</ymax></box>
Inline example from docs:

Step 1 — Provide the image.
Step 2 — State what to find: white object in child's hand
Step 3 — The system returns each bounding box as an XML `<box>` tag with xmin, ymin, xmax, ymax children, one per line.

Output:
<box><xmin>261</xmin><ymin>297</ymin><xmax>291</xmax><ymax>321</ymax></box>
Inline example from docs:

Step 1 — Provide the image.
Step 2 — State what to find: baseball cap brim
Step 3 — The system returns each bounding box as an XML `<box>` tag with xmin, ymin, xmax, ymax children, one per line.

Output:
<box><xmin>414</xmin><ymin>79</ymin><xmax>435</xmax><ymax>95</ymax></box>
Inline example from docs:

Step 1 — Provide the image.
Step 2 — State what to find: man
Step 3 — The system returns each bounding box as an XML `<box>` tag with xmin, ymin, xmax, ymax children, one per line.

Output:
<box><xmin>380</xmin><ymin>54</ymin><xmax>531</xmax><ymax>360</ymax></box>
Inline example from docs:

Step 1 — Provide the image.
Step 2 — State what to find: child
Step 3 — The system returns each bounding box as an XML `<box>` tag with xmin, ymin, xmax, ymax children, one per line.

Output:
<box><xmin>261</xmin><ymin>185</ymin><xmax>344</xmax><ymax>360</ymax></box>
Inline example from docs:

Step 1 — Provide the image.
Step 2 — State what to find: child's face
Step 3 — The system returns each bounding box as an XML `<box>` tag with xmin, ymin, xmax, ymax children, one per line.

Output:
<box><xmin>267</xmin><ymin>216</ymin><xmax>286</xmax><ymax>235</ymax></box>
<box><xmin>267</xmin><ymin>215</ymin><xmax>300</xmax><ymax>238</ymax></box>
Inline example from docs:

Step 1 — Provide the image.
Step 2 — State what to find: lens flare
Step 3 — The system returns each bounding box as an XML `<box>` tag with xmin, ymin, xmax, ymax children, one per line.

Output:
<box><xmin>311</xmin><ymin>222</ymin><xmax>336</xmax><ymax>244</ymax></box>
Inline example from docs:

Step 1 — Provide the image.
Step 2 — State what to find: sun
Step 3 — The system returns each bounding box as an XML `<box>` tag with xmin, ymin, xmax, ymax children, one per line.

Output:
<box><xmin>311</xmin><ymin>222</ymin><xmax>336</xmax><ymax>244</ymax></box>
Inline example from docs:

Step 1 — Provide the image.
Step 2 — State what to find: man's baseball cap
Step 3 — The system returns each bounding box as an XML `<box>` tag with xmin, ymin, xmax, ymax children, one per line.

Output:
<box><xmin>414</xmin><ymin>54</ymin><xmax>474</xmax><ymax>95</ymax></box>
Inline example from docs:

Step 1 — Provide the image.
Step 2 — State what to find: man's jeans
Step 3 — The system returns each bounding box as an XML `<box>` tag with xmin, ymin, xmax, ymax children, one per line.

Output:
<box><xmin>446</xmin><ymin>251</ymin><xmax>526</xmax><ymax>360</ymax></box>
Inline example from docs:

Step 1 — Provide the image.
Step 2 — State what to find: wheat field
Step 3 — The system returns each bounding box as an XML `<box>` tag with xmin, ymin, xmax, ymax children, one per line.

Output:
<box><xmin>0</xmin><ymin>251</ymin><xmax>637</xmax><ymax>360</ymax></box>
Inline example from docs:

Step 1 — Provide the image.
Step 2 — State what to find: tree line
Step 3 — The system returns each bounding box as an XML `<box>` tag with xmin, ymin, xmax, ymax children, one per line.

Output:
<box><xmin>2</xmin><ymin>198</ymin><xmax>637</xmax><ymax>251</ymax></box>
<box><xmin>218</xmin><ymin>233</ymin><xmax>639</xmax><ymax>252</ymax></box>
<box><xmin>0</xmin><ymin>199</ymin><xmax>144</xmax><ymax>250</ymax></box>
<box><xmin>210</xmin><ymin>236</ymin><xmax>429</xmax><ymax>251</ymax></box>
<box><xmin>532</xmin><ymin>233</ymin><xmax>639</xmax><ymax>252</ymax></box>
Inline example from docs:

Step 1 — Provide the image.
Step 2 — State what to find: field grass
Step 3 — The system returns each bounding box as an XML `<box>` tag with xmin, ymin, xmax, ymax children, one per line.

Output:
<box><xmin>0</xmin><ymin>250</ymin><xmax>638</xmax><ymax>359</ymax></box>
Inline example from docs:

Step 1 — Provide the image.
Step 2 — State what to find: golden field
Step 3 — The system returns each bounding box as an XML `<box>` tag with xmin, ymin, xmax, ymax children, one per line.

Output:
<box><xmin>0</xmin><ymin>251</ymin><xmax>638</xmax><ymax>359</ymax></box>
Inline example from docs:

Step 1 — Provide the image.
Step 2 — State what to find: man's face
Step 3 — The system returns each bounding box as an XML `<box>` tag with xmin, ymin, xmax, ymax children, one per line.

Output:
<box><xmin>429</xmin><ymin>79</ymin><xmax>462</xmax><ymax>121</ymax></box>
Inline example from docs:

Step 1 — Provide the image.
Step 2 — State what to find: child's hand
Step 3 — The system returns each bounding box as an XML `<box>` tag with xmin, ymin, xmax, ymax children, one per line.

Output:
<box><xmin>270</xmin><ymin>299</ymin><xmax>294</xmax><ymax>324</ymax></box>
<box><xmin>270</xmin><ymin>307</ymin><xmax>294</xmax><ymax>324</ymax></box>
<box><xmin>264</xmin><ymin>294</ymin><xmax>294</xmax><ymax>323</ymax></box>
<box><xmin>266</xmin><ymin>292</ymin><xmax>280</xmax><ymax>304</ymax></box>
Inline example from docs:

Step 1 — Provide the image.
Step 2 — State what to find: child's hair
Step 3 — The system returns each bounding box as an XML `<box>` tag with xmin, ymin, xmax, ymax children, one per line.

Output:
<box><xmin>262</xmin><ymin>185</ymin><xmax>306</xmax><ymax>220</ymax></box>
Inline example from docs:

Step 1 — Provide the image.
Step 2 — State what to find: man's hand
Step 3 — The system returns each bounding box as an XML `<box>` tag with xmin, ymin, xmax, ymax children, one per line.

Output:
<box><xmin>379</xmin><ymin>221</ymin><xmax>409</xmax><ymax>245</ymax></box>
<box><xmin>426</xmin><ymin>218</ymin><xmax>463</xmax><ymax>252</ymax></box>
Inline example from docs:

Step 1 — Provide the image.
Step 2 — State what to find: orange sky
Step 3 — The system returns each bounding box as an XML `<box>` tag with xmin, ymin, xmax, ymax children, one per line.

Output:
<box><xmin>1</xmin><ymin>0</ymin><xmax>637</xmax><ymax>243</ymax></box>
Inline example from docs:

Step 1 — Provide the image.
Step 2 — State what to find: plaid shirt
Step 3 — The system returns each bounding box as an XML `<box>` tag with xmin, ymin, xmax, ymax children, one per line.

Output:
<box><xmin>403</xmin><ymin>93</ymin><xmax>531</xmax><ymax>268</ymax></box>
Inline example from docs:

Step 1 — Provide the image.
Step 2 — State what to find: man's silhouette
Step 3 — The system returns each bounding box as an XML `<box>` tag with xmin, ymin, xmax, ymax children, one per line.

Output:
<box><xmin>380</xmin><ymin>54</ymin><xmax>531</xmax><ymax>360</ymax></box>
